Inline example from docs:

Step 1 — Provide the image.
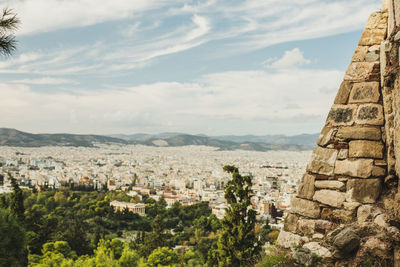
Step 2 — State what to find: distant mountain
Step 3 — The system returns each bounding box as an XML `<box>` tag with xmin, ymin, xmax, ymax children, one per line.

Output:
<box><xmin>211</xmin><ymin>133</ymin><xmax>319</xmax><ymax>147</ymax></box>
<box><xmin>0</xmin><ymin>128</ymin><xmax>127</xmax><ymax>147</ymax></box>
<box><xmin>0</xmin><ymin>128</ymin><xmax>317</xmax><ymax>151</ymax></box>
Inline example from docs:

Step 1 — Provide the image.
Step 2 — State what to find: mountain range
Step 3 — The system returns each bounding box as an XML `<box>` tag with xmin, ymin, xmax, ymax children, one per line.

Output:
<box><xmin>0</xmin><ymin>128</ymin><xmax>318</xmax><ymax>151</ymax></box>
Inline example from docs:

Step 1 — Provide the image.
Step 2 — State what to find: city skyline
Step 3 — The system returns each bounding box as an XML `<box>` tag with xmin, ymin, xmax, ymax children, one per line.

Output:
<box><xmin>0</xmin><ymin>0</ymin><xmax>381</xmax><ymax>135</ymax></box>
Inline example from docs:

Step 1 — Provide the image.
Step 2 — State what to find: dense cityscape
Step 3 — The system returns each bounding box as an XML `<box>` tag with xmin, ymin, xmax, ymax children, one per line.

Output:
<box><xmin>0</xmin><ymin>145</ymin><xmax>311</xmax><ymax>226</ymax></box>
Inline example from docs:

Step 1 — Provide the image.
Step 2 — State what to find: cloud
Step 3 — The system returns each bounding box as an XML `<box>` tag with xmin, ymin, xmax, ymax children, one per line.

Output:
<box><xmin>11</xmin><ymin>77</ymin><xmax>75</xmax><ymax>85</ymax></box>
<box><xmin>7</xmin><ymin>0</ymin><xmax>169</xmax><ymax>35</ymax></box>
<box><xmin>264</xmin><ymin>48</ymin><xmax>311</xmax><ymax>69</ymax></box>
<box><xmin>0</xmin><ymin>67</ymin><xmax>343</xmax><ymax>135</ymax></box>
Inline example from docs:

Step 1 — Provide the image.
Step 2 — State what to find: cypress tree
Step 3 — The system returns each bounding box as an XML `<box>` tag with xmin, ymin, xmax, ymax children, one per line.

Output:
<box><xmin>216</xmin><ymin>165</ymin><xmax>261</xmax><ymax>266</ymax></box>
<box><xmin>9</xmin><ymin>173</ymin><xmax>25</xmax><ymax>223</ymax></box>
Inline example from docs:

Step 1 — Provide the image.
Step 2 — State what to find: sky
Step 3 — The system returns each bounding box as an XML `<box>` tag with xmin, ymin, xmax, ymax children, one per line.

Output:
<box><xmin>0</xmin><ymin>0</ymin><xmax>382</xmax><ymax>136</ymax></box>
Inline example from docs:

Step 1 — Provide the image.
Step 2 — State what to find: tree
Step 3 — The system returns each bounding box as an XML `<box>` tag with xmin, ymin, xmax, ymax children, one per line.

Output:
<box><xmin>0</xmin><ymin>208</ymin><xmax>27</xmax><ymax>266</ymax></box>
<box><xmin>9</xmin><ymin>173</ymin><xmax>25</xmax><ymax>222</ymax></box>
<box><xmin>216</xmin><ymin>165</ymin><xmax>261</xmax><ymax>266</ymax></box>
<box><xmin>0</xmin><ymin>8</ymin><xmax>20</xmax><ymax>56</ymax></box>
<box><xmin>146</xmin><ymin>247</ymin><xmax>179</xmax><ymax>267</ymax></box>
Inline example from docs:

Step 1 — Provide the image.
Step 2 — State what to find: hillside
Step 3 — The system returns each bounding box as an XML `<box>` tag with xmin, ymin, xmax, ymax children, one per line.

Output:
<box><xmin>0</xmin><ymin>128</ymin><xmax>316</xmax><ymax>150</ymax></box>
<box><xmin>0</xmin><ymin>128</ymin><xmax>128</xmax><ymax>147</ymax></box>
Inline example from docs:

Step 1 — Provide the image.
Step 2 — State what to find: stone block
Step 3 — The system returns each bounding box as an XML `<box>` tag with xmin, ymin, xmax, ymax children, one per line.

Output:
<box><xmin>276</xmin><ymin>230</ymin><xmax>302</xmax><ymax>249</ymax></box>
<box><xmin>380</xmin><ymin>41</ymin><xmax>389</xmax><ymax>87</ymax></box>
<box><xmin>315</xmin><ymin>180</ymin><xmax>345</xmax><ymax>191</ymax></box>
<box><xmin>332</xmin><ymin>209</ymin><xmax>355</xmax><ymax>223</ymax></box>
<box><xmin>348</xmin><ymin>140</ymin><xmax>384</xmax><ymax>158</ymax></box>
<box><xmin>365</xmin><ymin>50</ymin><xmax>380</xmax><ymax>62</ymax></box>
<box><xmin>372</xmin><ymin>166</ymin><xmax>386</xmax><ymax>177</ymax></box>
<box><xmin>394</xmin><ymin>246</ymin><xmax>400</xmax><ymax>267</ymax></box>
<box><xmin>326</xmin><ymin>104</ymin><xmax>356</xmax><ymax>126</ymax></box>
<box><xmin>346</xmin><ymin>179</ymin><xmax>381</xmax><ymax>203</ymax></box>
<box><xmin>314</xmin><ymin>220</ymin><xmax>333</xmax><ymax>233</ymax></box>
<box><xmin>365</xmin><ymin>11</ymin><xmax>388</xmax><ymax>29</ymax></box>
<box><xmin>355</xmin><ymin>104</ymin><xmax>384</xmax><ymax>125</ymax></box>
<box><xmin>364</xmin><ymin>237</ymin><xmax>391</xmax><ymax>259</ymax></box>
<box><xmin>343</xmin><ymin>201</ymin><xmax>361</xmax><ymax>211</ymax></box>
<box><xmin>389</xmin><ymin>0</ymin><xmax>395</xmax><ymax>36</ymax></box>
<box><xmin>303</xmin><ymin>242</ymin><xmax>332</xmax><ymax>258</ymax></box>
<box><xmin>298</xmin><ymin>219</ymin><xmax>316</xmax><ymax>235</ymax></box>
<box><xmin>395</xmin><ymin>0</ymin><xmax>400</xmax><ymax>28</ymax></box>
<box><xmin>307</xmin><ymin>146</ymin><xmax>338</xmax><ymax>176</ymax></box>
<box><xmin>345</xmin><ymin>62</ymin><xmax>379</xmax><ymax>82</ymax></box>
<box><xmin>334</xmin><ymin>159</ymin><xmax>374</xmax><ymax>178</ymax></box>
<box><xmin>313</xmin><ymin>190</ymin><xmax>346</xmax><ymax>208</ymax></box>
<box><xmin>352</xmin><ymin>46</ymin><xmax>369</xmax><ymax>62</ymax></box>
<box><xmin>317</xmin><ymin>126</ymin><xmax>334</xmax><ymax>147</ymax></box>
<box><xmin>357</xmin><ymin>204</ymin><xmax>372</xmax><ymax>223</ymax></box>
<box><xmin>333</xmin><ymin>227</ymin><xmax>360</xmax><ymax>253</ymax></box>
<box><xmin>283</xmin><ymin>213</ymin><xmax>298</xmax><ymax>233</ymax></box>
<box><xmin>336</xmin><ymin>125</ymin><xmax>381</xmax><ymax>140</ymax></box>
<box><xmin>374</xmin><ymin>214</ymin><xmax>388</xmax><ymax>227</ymax></box>
<box><xmin>291</xmin><ymin>197</ymin><xmax>320</xmax><ymax>218</ymax></box>
<box><xmin>297</xmin><ymin>174</ymin><xmax>315</xmax><ymax>200</ymax></box>
<box><xmin>348</xmin><ymin>82</ymin><xmax>380</xmax><ymax>103</ymax></box>
<box><xmin>358</xmin><ymin>28</ymin><xmax>387</xmax><ymax>46</ymax></box>
<box><xmin>334</xmin><ymin>81</ymin><xmax>352</xmax><ymax>104</ymax></box>
<box><xmin>338</xmin><ymin>149</ymin><xmax>348</xmax><ymax>160</ymax></box>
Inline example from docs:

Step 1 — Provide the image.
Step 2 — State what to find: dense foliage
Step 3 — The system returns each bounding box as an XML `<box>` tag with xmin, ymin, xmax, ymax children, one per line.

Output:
<box><xmin>0</xmin><ymin>166</ymin><xmax>278</xmax><ymax>266</ymax></box>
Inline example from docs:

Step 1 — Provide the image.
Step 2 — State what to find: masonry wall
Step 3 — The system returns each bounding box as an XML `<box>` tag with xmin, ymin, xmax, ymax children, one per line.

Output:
<box><xmin>278</xmin><ymin>2</ymin><xmax>400</xmax><ymax>265</ymax></box>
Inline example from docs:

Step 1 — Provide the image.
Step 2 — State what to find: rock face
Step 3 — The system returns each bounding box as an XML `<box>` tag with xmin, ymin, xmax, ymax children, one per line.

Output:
<box><xmin>277</xmin><ymin>5</ymin><xmax>400</xmax><ymax>266</ymax></box>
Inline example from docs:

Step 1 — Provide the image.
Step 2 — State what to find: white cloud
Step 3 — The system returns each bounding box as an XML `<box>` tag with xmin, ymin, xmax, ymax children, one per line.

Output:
<box><xmin>264</xmin><ymin>48</ymin><xmax>311</xmax><ymax>69</ymax></box>
<box><xmin>6</xmin><ymin>0</ymin><xmax>169</xmax><ymax>35</ymax></box>
<box><xmin>11</xmin><ymin>77</ymin><xmax>75</xmax><ymax>85</ymax></box>
<box><xmin>0</xmin><ymin>67</ymin><xmax>343</xmax><ymax>135</ymax></box>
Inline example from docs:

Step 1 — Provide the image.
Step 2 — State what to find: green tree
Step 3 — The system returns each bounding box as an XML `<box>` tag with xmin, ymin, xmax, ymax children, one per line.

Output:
<box><xmin>139</xmin><ymin>215</ymin><xmax>166</xmax><ymax>257</ymax></box>
<box><xmin>216</xmin><ymin>165</ymin><xmax>261</xmax><ymax>266</ymax></box>
<box><xmin>0</xmin><ymin>8</ymin><xmax>20</xmax><ymax>56</ymax></box>
<box><xmin>146</xmin><ymin>247</ymin><xmax>179</xmax><ymax>267</ymax></box>
<box><xmin>0</xmin><ymin>208</ymin><xmax>27</xmax><ymax>266</ymax></box>
<box><xmin>9</xmin><ymin>173</ymin><xmax>25</xmax><ymax>222</ymax></box>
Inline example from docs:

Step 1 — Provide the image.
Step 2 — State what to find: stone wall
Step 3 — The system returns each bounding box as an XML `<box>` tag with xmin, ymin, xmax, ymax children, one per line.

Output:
<box><xmin>278</xmin><ymin>2</ymin><xmax>400</xmax><ymax>265</ymax></box>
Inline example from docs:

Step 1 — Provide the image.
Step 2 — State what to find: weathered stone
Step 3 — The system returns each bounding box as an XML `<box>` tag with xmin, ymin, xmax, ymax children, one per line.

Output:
<box><xmin>307</xmin><ymin>146</ymin><xmax>338</xmax><ymax>176</ymax></box>
<box><xmin>389</xmin><ymin>0</ymin><xmax>395</xmax><ymax>36</ymax></box>
<box><xmin>345</xmin><ymin>62</ymin><xmax>379</xmax><ymax>82</ymax></box>
<box><xmin>337</xmin><ymin>149</ymin><xmax>348</xmax><ymax>160</ymax></box>
<box><xmin>297</xmin><ymin>174</ymin><xmax>315</xmax><ymax>200</ymax></box>
<box><xmin>315</xmin><ymin>219</ymin><xmax>333</xmax><ymax>234</ymax></box>
<box><xmin>291</xmin><ymin>197</ymin><xmax>320</xmax><ymax>218</ymax></box>
<box><xmin>303</xmin><ymin>242</ymin><xmax>332</xmax><ymax>258</ymax></box>
<box><xmin>334</xmin><ymin>159</ymin><xmax>374</xmax><ymax>178</ymax></box>
<box><xmin>317</xmin><ymin>126</ymin><xmax>334</xmax><ymax>146</ymax></box>
<box><xmin>365</xmin><ymin>11</ymin><xmax>388</xmax><ymax>29</ymax></box>
<box><xmin>336</xmin><ymin>125</ymin><xmax>381</xmax><ymax>140</ymax></box>
<box><xmin>343</xmin><ymin>201</ymin><xmax>361</xmax><ymax>211</ymax></box>
<box><xmin>313</xmin><ymin>190</ymin><xmax>346</xmax><ymax>208</ymax></box>
<box><xmin>365</xmin><ymin>50</ymin><xmax>380</xmax><ymax>62</ymax></box>
<box><xmin>395</xmin><ymin>0</ymin><xmax>400</xmax><ymax>28</ymax></box>
<box><xmin>326</xmin><ymin>104</ymin><xmax>356</xmax><ymax>126</ymax></box>
<box><xmin>314</xmin><ymin>180</ymin><xmax>345</xmax><ymax>191</ymax></box>
<box><xmin>358</xmin><ymin>28</ymin><xmax>387</xmax><ymax>46</ymax></box>
<box><xmin>355</xmin><ymin>104</ymin><xmax>384</xmax><ymax>125</ymax></box>
<box><xmin>312</xmin><ymin>233</ymin><xmax>324</xmax><ymax>240</ymax></box>
<box><xmin>276</xmin><ymin>230</ymin><xmax>302</xmax><ymax>249</ymax></box>
<box><xmin>374</xmin><ymin>214</ymin><xmax>389</xmax><ymax>227</ymax></box>
<box><xmin>334</xmin><ymin>81</ymin><xmax>352</xmax><ymax>104</ymax></box>
<box><xmin>380</xmin><ymin>41</ymin><xmax>389</xmax><ymax>87</ymax></box>
<box><xmin>364</xmin><ymin>237</ymin><xmax>391</xmax><ymax>259</ymax></box>
<box><xmin>333</xmin><ymin>227</ymin><xmax>360</xmax><ymax>253</ymax></box>
<box><xmin>346</xmin><ymin>179</ymin><xmax>381</xmax><ymax>203</ymax></box>
<box><xmin>357</xmin><ymin>205</ymin><xmax>373</xmax><ymax>223</ymax></box>
<box><xmin>332</xmin><ymin>209</ymin><xmax>355</xmax><ymax>223</ymax></box>
<box><xmin>283</xmin><ymin>213</ymin><xmax>298</xmax><ymax>233</ymax></box>
<box><xmin>349</xmin><ymin>82</ymin><xmax>380</xmax><ymax>103</ymax></box>
<box><xmin>352</xmin><ymin>46</ymin><xmax>369</xmax><ymax>62</ymax></box>
<box><xmin>348</xmin><ymin>140</ymin><xmax>384</xmax><ymax>159</ymax></box>
<box><xmin>372</xmin><ymin>166</ymin><xmax>386</xmax><ymax>177</ymax></box>
<box><xmin>298</xmin><ymin>219</ymin><xmax>316</xmax><ymax>236</ymax></box>
<box><xmin>394</xmin><ymin>246</ymin><xmax>400</xmax><ymax>267</ymax></box>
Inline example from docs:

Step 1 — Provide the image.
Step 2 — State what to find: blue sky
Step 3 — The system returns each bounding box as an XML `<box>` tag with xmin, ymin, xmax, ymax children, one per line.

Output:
<box><xmin>0</xmin><ymin>0</ymin><xmax>381</xmax><ymax>135</ymax></box>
